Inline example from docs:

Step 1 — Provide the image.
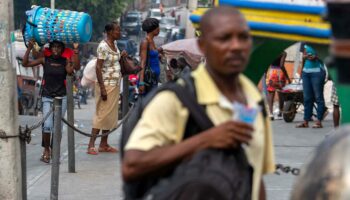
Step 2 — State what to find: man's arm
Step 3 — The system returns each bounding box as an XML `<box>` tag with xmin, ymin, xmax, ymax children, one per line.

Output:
<box><xmin>122</xmin><ymin>120</ymin><xmax>253</xmax><ymax>181</ymax></box>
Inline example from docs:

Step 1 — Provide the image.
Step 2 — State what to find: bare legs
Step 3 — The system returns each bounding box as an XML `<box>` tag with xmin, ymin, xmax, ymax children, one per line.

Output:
<box><xmin>333</xmin><ymin>105</ymin><xmax>340</xmax><ymax>128</ymax></box>
<box><xmin>41</xmin><ymin>132</ymin><xmax>51</xmax><ymax>163</ymax></box>
<box><xmin>267</xmin><ymin>91</ymin><xmax>284</xmax><ymax>120</ymax></box>
<box><xmin>87</xmin><ymin>128</ymin><xmax>117</xmax><ymax>154</ymax></box>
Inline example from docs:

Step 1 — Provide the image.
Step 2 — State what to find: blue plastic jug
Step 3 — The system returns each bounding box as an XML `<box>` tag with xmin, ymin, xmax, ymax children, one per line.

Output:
<box><xmin>24</xmin><ymin>6</ymin><xmax>92</xmax><ymax>46</ymax></box>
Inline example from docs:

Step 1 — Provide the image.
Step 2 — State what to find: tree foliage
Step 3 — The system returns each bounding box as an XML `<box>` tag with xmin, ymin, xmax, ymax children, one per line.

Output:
<box><xmin>29</xmin><ymin>0</ymin><xmax>132</xmax><ymax>41</ymax></box>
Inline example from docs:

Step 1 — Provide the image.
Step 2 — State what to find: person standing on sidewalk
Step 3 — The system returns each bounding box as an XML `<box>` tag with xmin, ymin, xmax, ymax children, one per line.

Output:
<box><xmin>296</xmin><ymin>44</ymin><xmax>327</xmax><ymax>128</ymax></box>
<box><xmin>138</xmin><ymin>18</ymin><xmax>162</xmax><ymax>95</ymax></box>
<box><xmin>87</xmin><ymin>22</ymin><xmax>127</xmax><ymax>155</ymax></box>
<box><xmin>122</xmin><ymin>6</ymin><xmax>275</xmax><ymax>200</ymax></box>
<box><xmin>266</xmin><ymin>52</ymin><xmax>288</xmax><ymax>120</ymax></box>
<box><xmin>22</xmin><ymin>39</ymin><xmax>74</xmax><ymax>163</ymax></box>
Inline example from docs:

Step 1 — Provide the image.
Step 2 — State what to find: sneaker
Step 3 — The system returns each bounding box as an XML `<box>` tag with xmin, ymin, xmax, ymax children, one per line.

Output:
<box><xmin>269</xmin><ymin>114</ymin><xmax>274</xmax><ymax>121</ymax></box>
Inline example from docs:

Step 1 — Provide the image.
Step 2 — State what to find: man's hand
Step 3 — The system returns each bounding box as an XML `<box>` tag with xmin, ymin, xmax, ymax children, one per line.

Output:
<box><xmin>202</xmin><ymin>121</ymin><xmax>254</xmax><ymax>149</ymax></box>
<box><xmin>101</xmin><ymin>87</ymin><xmax>108</xmax><ymax>101</ymax></box>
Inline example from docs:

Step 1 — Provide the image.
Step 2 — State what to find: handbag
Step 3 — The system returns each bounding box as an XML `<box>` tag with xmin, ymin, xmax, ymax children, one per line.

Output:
<box><xmin>120</xmin><ymin>56</ymin><xmax>141</xmax><ymax>75</ymax></box>
<box><xmin>144</xmin><ymin>43</ymin><xmax>158</xmax><ymax>87</ymax></box>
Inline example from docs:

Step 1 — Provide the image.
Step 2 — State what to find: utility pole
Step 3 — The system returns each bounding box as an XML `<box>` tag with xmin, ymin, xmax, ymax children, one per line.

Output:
<box><xmin>185</xmin><ymin>0</ymin><xmax>198</xmax><ymax>38</ymax></box>
<box><xmin>51</xmin><ymin>0</ymin><xmax>55</xmax><ymax>9</ymax></box>
<box><xmin>0</xmin><ymin>0</ymin><xmax>22</xmax><ymax>200</ymax></box>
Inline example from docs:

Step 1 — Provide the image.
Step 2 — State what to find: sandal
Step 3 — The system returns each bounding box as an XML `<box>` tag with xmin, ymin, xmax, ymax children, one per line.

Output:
<box><xmin>296</xmin><ymin>122</ymin><xmax>309</xmax><ymax>128</ymax></box>
<box><xmin>98</xmin><ymin>146</ymin><xmax>118</xmax><ymax>153</ymax></box>
<box><xmin>312</xmin><ymin>123</ymin><xmax>323</xmax><ymax>128</ymax></box>
<box><xmin>40</xmin><ymin>153</ymin><xmax>50</xmax><ymax>163</ymax></box>
<box><xmin>87</xmin><ymin>147</ymin><xmax>98</xmax><ymax>155</ymax></box>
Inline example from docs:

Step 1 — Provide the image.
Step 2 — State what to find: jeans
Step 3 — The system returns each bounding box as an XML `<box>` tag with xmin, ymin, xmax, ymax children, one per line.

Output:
<box><xmin>42</xmin><ymin>96</ymin><xmax>67</xmax><ymax>134</ymax></box>
<box><xmin>302</xmin><ymin>70</ymin><xmax>326</xmax><ymax>121</ymax></box>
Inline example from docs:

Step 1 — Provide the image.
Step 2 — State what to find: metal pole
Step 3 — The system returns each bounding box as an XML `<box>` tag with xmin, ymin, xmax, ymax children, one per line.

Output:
<box><xmin>122</xmin><ymin>76</ymin><xmax>130</xmax><ymax>117</ymax></box>
<box><xmin>66</xmin><ymin>75</ymin><xmax>75</xmax><ymax>173</ymax></box>
<box><xmin>51</xmin><ymin>0</ymin><xmax>55</xmax><ymax>9</ymax></box>
<box><xmin>50</xmin><ymin>97</ymin><xmax>63</xmax><ymax>200</ymax></box>
<box><xmin>185</xmin><ymin>0</ymin><xmax>198</xmax><ymax>38</ymax></box>
<box><xmin>20</xmin><ymin>137</ymin><xmax>27</xmax><ymax>200</ymax></box>
<box><xmin>0</xmin><ymin>0</ymin><xmax>22</xmax><ymax>199</ymax></box>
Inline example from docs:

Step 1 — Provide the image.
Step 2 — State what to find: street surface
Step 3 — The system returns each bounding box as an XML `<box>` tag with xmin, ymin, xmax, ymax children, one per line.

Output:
<box><xmin>21</xmin><ymin>95</ymin><xmax>335</xmax><ymax>200</ymax></box>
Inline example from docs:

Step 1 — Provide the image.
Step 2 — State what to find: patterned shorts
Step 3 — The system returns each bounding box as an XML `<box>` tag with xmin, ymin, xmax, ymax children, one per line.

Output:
<box><xmin>331</xmin><ymin>85</ymin><xmax>339</xmax><ymax>106</ymax></box>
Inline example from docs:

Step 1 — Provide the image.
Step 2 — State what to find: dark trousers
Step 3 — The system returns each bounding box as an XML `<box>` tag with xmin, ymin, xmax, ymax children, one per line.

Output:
<box><xmin>302</xmin><ymin>70</ymin><xmax>326</xmax><ymax>121</ymax></box>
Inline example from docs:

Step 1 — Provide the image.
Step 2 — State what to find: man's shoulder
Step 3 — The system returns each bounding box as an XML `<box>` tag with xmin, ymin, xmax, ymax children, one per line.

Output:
<box><xmin>146</xmin><ymin>89</ymin><xmax>183</xmax><ymax>111</ymax></box>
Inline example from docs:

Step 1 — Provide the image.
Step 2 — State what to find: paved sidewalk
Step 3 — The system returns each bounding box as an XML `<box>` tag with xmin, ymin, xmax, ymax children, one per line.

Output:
<box><xmin>22</xmin><ymin>98</ymin><xmax>335</xmax><ymax>200</ymax></box>
<box><xmin>24</xmin><ymin>99</ymin><xmax>124</xmax><ymax>200</ymax></box>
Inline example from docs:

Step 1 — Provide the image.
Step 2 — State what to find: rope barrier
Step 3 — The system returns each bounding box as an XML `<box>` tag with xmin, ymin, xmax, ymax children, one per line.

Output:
<box><xmin>28</xmin><ymin>109</ymin><xmax>53</xmax><ymax>131</ymax></box>
<box><xmin>60</xmin><ymin>104</ymin><xmax>134</xmax><ymax>138</ymax></box>
<box><xmin>0</xmin><ymin>101</ymin><xmax>134</xmax><ymax>142</ymax></box>
<box><xmin>0</xmin><ymin>108</ymin><xmax>53</xmax><ymax>144</ymax></box>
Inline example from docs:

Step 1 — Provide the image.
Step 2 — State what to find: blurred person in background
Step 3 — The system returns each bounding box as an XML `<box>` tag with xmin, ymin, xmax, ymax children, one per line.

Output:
<box><xmin>296</xmin><ymin>44</ymin><xmax>326</xmax><ymax>128</ymax></box>
<box><xmin>22</xmin><ymin>39</ymin><xmax>74</xmax><ymax>163</ymax></box>
<box><xmin>265</xmin><ymin>52</ymin><xmax>289</xmax><ymax>120</ymax></box>
<box><xmin>87</xmin><ymin>22</ymin><xmax>127</xmax><ymax>155</ymax></box>
<box><xmin>138</xmin><ymin>18</ymin><xmax>162</xmax><ymax>95</ymax></box>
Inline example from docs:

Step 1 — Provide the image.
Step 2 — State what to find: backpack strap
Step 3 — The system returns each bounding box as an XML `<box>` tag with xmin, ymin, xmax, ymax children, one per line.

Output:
<box><xmin>166</xmin><ymin>74</ymin><xmax>214</xmax><ymax>131</ymax></box>
<box><xmin>258</xmin><ymin>99</ymin><xmax>267</xmax><ymax>119</ymax></box>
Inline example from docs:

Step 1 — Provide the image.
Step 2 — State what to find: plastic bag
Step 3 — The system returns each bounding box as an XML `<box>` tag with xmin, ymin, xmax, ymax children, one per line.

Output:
<box><xmin>81</xmin><ymin>58</ymin><xmax>97</xmax><ymax>87</ymax></box>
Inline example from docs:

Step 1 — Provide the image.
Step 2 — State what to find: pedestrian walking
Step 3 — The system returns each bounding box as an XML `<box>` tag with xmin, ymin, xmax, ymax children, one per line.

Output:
<box><xmin>122</xmin><ymin>6</ymin><xmax>275</xmax><ymax>200</ymax></box>
<box><xmin>22</xmin><ymin>39</ymin><xmax>74</xmax><ymax>163</ymax></box>
<box><xmin>87</xmin><ymin>22</ymin><xmax>127</xmax><ymax>155</ymax></box>
<box><xmin>266</xmin><ymin>52</ymin><xmax>289</xmax><ymax>120</ymax></box>
<box><xmin>138</xmin><ymin>18</ymin><xmax>162</xmax><ymax>95</ymax></box>
<box><xmin>296</xmin><ymin>44</ymin><xmax>327</xmax><ymax>128</ymax></box>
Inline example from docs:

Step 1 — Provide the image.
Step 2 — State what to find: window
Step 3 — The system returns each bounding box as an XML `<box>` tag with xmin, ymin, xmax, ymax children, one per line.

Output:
<box><xmin>198</xmin><ymin>0</ymin><xmax>215</xmax><ymax>8</ymax></box>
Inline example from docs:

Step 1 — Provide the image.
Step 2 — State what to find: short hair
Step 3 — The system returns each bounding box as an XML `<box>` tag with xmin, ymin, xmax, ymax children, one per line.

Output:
<box><xmin>199</xmin><ymin>6</ymin><xmax>243</xmax><ymax>37</ymax></box>
<box><xmin>104</xmin><ymin>22</ymin><xmax>119</xmax><ymax>33</ymax></box>
<box><xmin>49</xmin><ymin>40</ymin><xmax>65</xmax><ymax>51</ymax></box>
<box><xmin>142</xmin><ymin>18</ymin><xmax>159</xmax><ymax>33</ymax></box>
